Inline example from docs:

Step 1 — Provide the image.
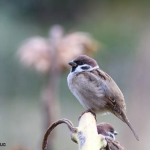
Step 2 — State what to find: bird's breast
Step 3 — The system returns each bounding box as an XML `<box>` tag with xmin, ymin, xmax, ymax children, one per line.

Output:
<box><xmin>67</xmin><ymin>72</ymin><xmax>107</xmax><ymax>113</ymax></box>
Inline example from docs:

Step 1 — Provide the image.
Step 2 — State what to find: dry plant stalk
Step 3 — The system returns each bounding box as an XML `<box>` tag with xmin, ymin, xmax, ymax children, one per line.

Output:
<box><xmin>42</xmin><ymin>112</ymin><xmax>107</xmax><ymax>150</ymax></box>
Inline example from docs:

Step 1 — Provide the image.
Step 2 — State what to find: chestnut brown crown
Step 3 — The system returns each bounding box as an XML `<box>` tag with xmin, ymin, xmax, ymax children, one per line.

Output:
<box><xmin>97</xmin><ymin>123</ymin><xmax>118</xmax><ymax>137</ymax></box>
<box><xmin>69</xmin><ymin>55</ymin><xmax>98</xmax><ymax>67</ymax></box>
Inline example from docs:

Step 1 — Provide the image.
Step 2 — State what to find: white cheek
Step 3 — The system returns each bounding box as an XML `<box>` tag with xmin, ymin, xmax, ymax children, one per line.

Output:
<box><xmin>107</xmin><ymin>132</ymin><xmax>115</xmax><ymax>140</ymax></box>
<box><xmin>75</xmin><ymin>65</ymin><xmax>90</xmax><ymax>73</ymax></box>
<box><xmin>69</xmin><ymin>65</ymin><xmax>99</xmax><ymax>74</ymax></box>
<box><xmin>74</xmin><ymin>66</ymin><xmax>83</xmax><ymax>73</ymax></box>
<box><xmin>74</xmin><ymin>65</ymin><xmax>100</xmax><ymax>73</ymax></box>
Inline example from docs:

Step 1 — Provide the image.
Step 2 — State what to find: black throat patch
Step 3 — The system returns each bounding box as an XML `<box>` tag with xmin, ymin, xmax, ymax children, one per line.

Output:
<box><xmin>71</xmin><ymin>66</ymin><xmax>77</xmax><ymax>72</ymax></box>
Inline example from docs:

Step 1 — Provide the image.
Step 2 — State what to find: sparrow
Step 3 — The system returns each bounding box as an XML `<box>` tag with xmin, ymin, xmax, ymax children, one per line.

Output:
<box><xmin>97</xmin><ymin>123</ymin><xmax>118</xmax><ymax>140</ymax></box>
<box><xmin>97</xmin><ymin>123</ymin><xmax>125</xmax><ymax>150</ymax></box>
<box><xmin>67</xmin><ymin>55</ymin><xmax>139</xmax><ymax>141</ymax></box>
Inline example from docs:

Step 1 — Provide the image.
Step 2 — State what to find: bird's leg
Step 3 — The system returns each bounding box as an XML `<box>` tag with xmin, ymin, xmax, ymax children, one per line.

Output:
<box><xmin>78</xmin><ymin>109</ymin><xmax>97</xmax><ymax>122</ymax></box>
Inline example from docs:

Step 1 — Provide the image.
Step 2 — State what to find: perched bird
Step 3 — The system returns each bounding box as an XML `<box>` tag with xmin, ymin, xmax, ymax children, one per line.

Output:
<box><xmin>97</xmin><ymin>123</ymin><xmax>118</xmax><ymax>140</ymax></box>
<box><xmin>67</xmin><ymin>55</ymin><xmax>139</xmax><ymax>140</ymax></box>
<box><xmin>97</xmin><ymin>123</ymin><xmax>125</xmax><ymax>150</ymax></box>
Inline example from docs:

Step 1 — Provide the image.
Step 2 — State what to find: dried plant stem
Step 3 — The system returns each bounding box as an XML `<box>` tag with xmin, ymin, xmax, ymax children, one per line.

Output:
<box><xmin>42</xmin><ymin>27</ymin><xmax>62</xmax><ymax>150</ymax></box>
<box><xmin>42</xmin><ymin>112</ymin><xmax>107</xmax><ymax>150</ymax></box>
<box><xmin>42</xmin><ymin>119</ymin><xmax>76</xmax><ymax>150</ymax></box>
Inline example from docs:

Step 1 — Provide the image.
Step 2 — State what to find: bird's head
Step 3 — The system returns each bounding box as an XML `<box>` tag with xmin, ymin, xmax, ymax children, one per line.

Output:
<box><xmin>68</xmin><ymin>55</ymin><xmax>99</xmax><ymax>73</ymax></box>
<box><xmin>97</xmin><ymin>123</ymin><xmax>118</xmax><ymax>140</ymax></box>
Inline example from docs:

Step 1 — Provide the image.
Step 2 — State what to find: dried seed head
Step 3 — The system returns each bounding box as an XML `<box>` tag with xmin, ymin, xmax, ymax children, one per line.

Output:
<box><xmin>17</xmin><ymin>37</ymin><xmax>51</xmax><ymax>73</ymax></box>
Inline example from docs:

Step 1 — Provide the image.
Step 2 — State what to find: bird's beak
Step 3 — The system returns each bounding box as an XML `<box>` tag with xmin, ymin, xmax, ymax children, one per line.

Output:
<box><xmin>68</xmin><ymin>61</ymin><xmax>77</xmax><ymax>67</ymax></box>
<box><xmin>114</xmin><ymin>131</ymin><xmax>118</xmax><ymax>135</ymax></box>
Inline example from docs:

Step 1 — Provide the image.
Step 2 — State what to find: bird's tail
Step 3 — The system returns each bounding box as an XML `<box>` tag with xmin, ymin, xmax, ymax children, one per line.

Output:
<box><xmin>121</xmin><ymin>112</ymin><xmax>139</xmax><ymax>141</ymax></box>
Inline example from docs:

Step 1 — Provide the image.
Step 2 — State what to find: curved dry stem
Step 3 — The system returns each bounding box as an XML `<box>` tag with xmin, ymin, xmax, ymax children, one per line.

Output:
<box><xmin>42</xmin><ymin>118</ymin><xmax>75</xmax><ymax>150</ymax></box>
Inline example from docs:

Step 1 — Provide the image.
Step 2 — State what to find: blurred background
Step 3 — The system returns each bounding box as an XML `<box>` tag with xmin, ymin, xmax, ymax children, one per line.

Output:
<box><xmin>0</xmin><ymin>0</ymin><xmax>150</xmax><ymax>150</ymax></box>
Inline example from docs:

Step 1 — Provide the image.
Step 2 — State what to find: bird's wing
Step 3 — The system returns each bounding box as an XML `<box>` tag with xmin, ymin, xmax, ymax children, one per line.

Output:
<box><xmin>89</xmin><ymin>69</ymin><xmax>126</xmax><ymax>114</ymax></box>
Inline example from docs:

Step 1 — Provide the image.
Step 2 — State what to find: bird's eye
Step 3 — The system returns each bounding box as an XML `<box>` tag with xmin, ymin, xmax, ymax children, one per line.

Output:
<box><xmin>77</xmin><ymin>61</ymin><xmax>84</xmax><ymax>65</ymax></box>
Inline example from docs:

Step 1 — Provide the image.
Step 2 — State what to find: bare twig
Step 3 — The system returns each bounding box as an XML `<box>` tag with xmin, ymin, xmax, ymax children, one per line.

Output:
<box><xmin>42</xmin><ymin>119</ymin><xmax>76</xmax><ymax>150</ymax></box>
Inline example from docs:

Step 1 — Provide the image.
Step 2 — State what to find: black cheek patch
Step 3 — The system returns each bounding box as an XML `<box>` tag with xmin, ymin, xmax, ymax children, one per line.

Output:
<box><xmin>81</xmin><ymin>66</ymin><xmax>90</xmax><ymax>70</ymax></box>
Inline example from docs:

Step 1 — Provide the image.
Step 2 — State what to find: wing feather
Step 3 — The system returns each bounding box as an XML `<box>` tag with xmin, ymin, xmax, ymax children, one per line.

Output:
<box><xmin>89</xmin><ymin>69</ymin><xmax>126</xmax><ymax>113</ymax></box>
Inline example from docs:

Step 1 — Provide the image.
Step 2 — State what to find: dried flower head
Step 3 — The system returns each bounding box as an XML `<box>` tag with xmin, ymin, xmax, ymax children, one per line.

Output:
<box><xmin>17</xmin><ymin>26</ymin><xmax>99</xmax><ymax>73</ymax></box>
<box><xmin>17</xmin><ymin>37</ymin><xmax>51</xmax><ymax>73</ymax></box>
<box><xmin>58</xmin><ymin>32</ymin><xmax>99</xmax><ymax>71</ymax></box>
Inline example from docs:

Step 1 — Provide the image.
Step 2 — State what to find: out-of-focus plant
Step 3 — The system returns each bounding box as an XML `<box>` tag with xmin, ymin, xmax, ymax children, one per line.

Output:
<box><xmin>57</xmin><ymin>32</ymin><xmax>98</xmax><ymax>71</ymax></box>
<box><xmin>18</xmin><ymin>37</ymin><xmax>51</xmax><ymax>73</ymax></box>
<box><xmin>17</xmin><ymin>24</ymin><xmax>100</xmax><ymax>150</ymax></box>
<box><xmin>17</xmin><ymin>26</ymin><xmax>99</xmax><ymax>73</ymax></box>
